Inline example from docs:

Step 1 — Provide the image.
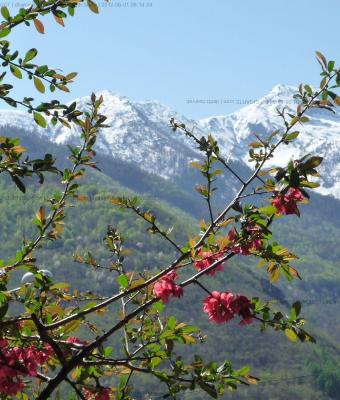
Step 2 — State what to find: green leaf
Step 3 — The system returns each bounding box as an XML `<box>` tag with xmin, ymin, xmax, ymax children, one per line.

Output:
<box><xmin>304</xmin><ymin>84</ymin><xmax>312</xmax><ymax>95</ymax></box>
<box><xmin>285</xmin><ymin>328</ymin><xmax>298</xmax><ymax>342</ymax></box>
<box><xmin>10</xmin><ymin>65</ymin><xmax>22</xmax><ymax>79</ymax></box>
<box><xmin>65</xmin><ymin>72</ymin><xmax>78</xmax><ymax>81</ymax></box>
<box><xmin>258</xmin><ymin>205</ymin><xmax>277</xmax><ymax>216</ymax></box>
<box><xmin>0</xmin><ymin>302</ymin><xmax>8</xmax><ymax>319</ymax></box>
<box><xmin>50</xmin><ymin>282</ymin><xmax>70</xmax><ymax>290</ymax></box>
<box><xmin>0</xmin><ymin>28</ymin><xmax>11</xmax><ymax>38</ymax></box>
<box><xmin>63</xmin><ymin>318</ymin><xmax>81</xmax><ymax>334</ymax></box>
<box><xmin>34</xmin><ymin>77</ymin><xmax>45</xmax><ymax>93</ymax></box>
<box><xmin>11</xmin><ymin>175</ymin><xmax>25</xmax><ymax>193</ymax></box>
<box><xmin>150</xmin><ymin>357</ymin><xmax>162</xmax><ymax>369</ymax></box>
<box><xmin>82</xmin><ymin>301</ymin><xmax>97</xmax><ymax>311</ymax></box>
<box><xmin>190</xmin><ymin>161</ymin><xmax>203</xmax><ymax>170</ymax></box>
<box><xmin>328</xmin><ymin>60</ymin><xmax>335</xmax><ymax>73</ymax></box>
<box><xmin>153</xmin><ymin>371</ymin><xmax>170</xmax><ymax>383</ymax></box>
<box><xmin>211</xmin><ymin>168</ymin><xmax>223</xmax><ymax>178</ymax></box>
<box><xmin>33</xmin><ymin>112</ymin><xmax>47</xmax><ymax>128</ymax></box>
<box><xmin>167</xmin><ymin>316</ymin><xmax>176</xmax><ymax>330</ymax></box>
<box><xmin>104</xmin><ymin>346</ymin><xmax>113</xmax><ymax>357</ymax></box>
<box><xmin>197</xmin><ymin>381</ymin><xmax>218</xmax><ymax>399</ymax></box>
<box><xmin>1</xmin><ymin>6</ymin><xmax>10</xmax><ymax>20</ymax></box>
<box><xmin>269</xmin><ymin>267</ymin><xmax>280</xmax><ymax>283</ymax></box>
<box><xmin>300</xmin><ymin>180</ymin><xmax>320</xmax><ymax>189</ymax></box>
<box><xmin>152</xmin><ymin>301</ymin><xmax>165</xmax><ymax>314</ymax></box>
<box><xmin>23</xmin><ymin>48</ymin><xmax>38</xmax><ymax>64</ymax></box>
<box><xmin>56</xmin><ymin>83</ymin><xmax>70</xmax><ymax>92</ymax></box>
<box><xmin>290</xmin><ymin>116</ymin><xmax>300</xmax><ymax>126</ymax></box>
<box><xmin>3</xmin><ymin>97</ymin><xmax>17</xmax><ymax>107</ymax></box>
<box><xmin>236</xmin><ymin>366</ymin><xmax>251</xmax><ymax>376</ymax></box>
<box><xmin>320</xmin><ymin>76</ymin><xmax>327</xmax><ymax>89</ymax></box>
<box><xmin>291</xmin><ymin>301</ymin><xmax>301</xmax><ymax>320</ymax></box>
<box><xmin>117</xmin><ymin>274</ymin><xmax>129</xmax><ymax>289</ymax></box>
<box><xmin>143</xmin><ymin>212</ymin><xmax>155</xmax><ymax>223</ymax></box>
<box><xmin>36</xmin><ymin>65</ymin><xmax>48</xmax><ymax>75</ymax></box>
<box><xmin>284</xmin><ymin>131</ymin><xmax>299</xmax><ymax>141</ymax></box>
<box><xmin>303</xmin><ymin>156</ymin><xmax>323</xmax><ymax>169</ymax></box>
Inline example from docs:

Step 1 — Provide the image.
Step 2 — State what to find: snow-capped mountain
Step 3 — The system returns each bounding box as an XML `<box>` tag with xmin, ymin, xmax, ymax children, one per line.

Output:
<box><xmin>0</xmin><ymin>91</ymin><xmax>205</xmax><ymax>180</ymax></box>
<box><xmin>0</xmin><ymin>85</ymin><xmax>339</xmax><ymax>198</ymax></box>
<box><xmin>200</xmin><ymin>84</ymin><xmax>340</xmax><ymax>198</ymax></box>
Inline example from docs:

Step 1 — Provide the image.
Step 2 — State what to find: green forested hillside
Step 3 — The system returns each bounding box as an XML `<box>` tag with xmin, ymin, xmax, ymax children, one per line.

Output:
<box><xmin>1</xmin><ymin>153</ymin><xmax>340</xmax><ymax>399</ymax></box>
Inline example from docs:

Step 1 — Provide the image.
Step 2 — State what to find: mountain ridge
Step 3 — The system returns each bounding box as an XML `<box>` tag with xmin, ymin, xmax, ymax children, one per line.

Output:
<box><xmin>0</xmin><ymin>88</ymin><xmax>340</xmax><ymax>400</ymax></box>
<box><xmin>0</xmin><ymin>84</ymin><xmax>339</xmax><ymax>197</ymax></box>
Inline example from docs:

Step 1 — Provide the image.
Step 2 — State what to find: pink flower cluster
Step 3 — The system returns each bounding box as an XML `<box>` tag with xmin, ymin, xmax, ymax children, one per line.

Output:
<box><xmin>153</xmin><ymin>271</ymin><xmax>183</xmax><ymax>303</ymax></box>
<box><xmin>194</xmin><ymin>249</ymin><xmax>225</xmax><ymax>275</ymax></box>
<box><xmin>153</xmin><ymin>225</ymin><xmax>262</xmax><ymax>317</ymax></box>
<box><xmin>272</xmin><ymin>188</ymin><xmax>304</xmax><ymax>216</ymax></box>
<box><xmin>0</xmin><ymin>339</ymin><xmax>52</xmax><ymax>396</ymax></box>
<box><xmin>227</xmin><ymin>227</ymin><xmax>262</xmax><ymax>256</ymax></box>
<box><xmin>83</xmin><ymin>387</ymin><xmax>111</xmax><ymax>400</ymax></box>
<box><xmin>67</xmin><ymin>336</ymin><xmax>88</xmax><ymax>346</ymax></box>
<box><xmin>203</xmin><ymin>291</ymin><xmax>253</xmax><ymax>325</ymax></box>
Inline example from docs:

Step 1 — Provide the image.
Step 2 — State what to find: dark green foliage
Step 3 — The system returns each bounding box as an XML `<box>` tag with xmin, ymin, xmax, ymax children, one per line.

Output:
<box><xmin>0</xmin><ymin>158</ymin><xmax>340</xmax><ymax>398</ymax></box>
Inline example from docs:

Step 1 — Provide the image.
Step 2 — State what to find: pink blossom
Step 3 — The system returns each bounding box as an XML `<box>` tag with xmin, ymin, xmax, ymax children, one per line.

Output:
<box><xmin>227</xmin><ymin>228</ymin><xmax>262</xmax><ymax>255</ymax></box>
<box><xmin>67</xmin><ymin>336</ymin><xmax>87</xmax><ymax>346</ymax></box>
<box><xmin>194</xmin><ymin>249</ymin><xmax>225</xmax><ymax>276</ymax></box>
<box><xmin>0</xmin><ymin>341</ymin><xmax>52</xmax><ymax>395</ymax></box>
<box><xmin>230</xmin><ymin>295</ymin><xmax>253</xmax><ymax>325</ymax></box>
<box><xmin>83</xmin><ymin>387</ymin><xmax>111</xmax><ymax>400</ymax></box>
<box><xmin>203</xmin><ymin>291</ymin><xmax>253</xmax><ymax>325</ymax></box>
<box><xmin>203</xmin><ymin>291</ymin><xmax>234</xmax><ymax>324</ymax></box>
<box><xmin>153</xmin><ymin>271</ymin><xmax>183</xmax><ymax>303</ymax></box>
<box><xmin>272</xmin><ymin>188</ymin><xmax>304</xmax><ymax>216</ymax></box>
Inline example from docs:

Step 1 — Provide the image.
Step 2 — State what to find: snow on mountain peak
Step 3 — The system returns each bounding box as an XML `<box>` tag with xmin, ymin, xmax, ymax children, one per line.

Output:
<box><xmin>199</xmin><ymin>84</ymin><xmax>340</xmax><ymax>198</ymax></box>
<box><xmin>0</xmin><ymin>109</ymin><xmax>47</xmax><ymax>137</ymax></box>
<box><xmin>0</xmin><ymin>84</ymin><xmax>339</xmax><ymax>198</ymax></box>
<box><xmin>269</xmin><ymin>83</ymin><xmax>296</xmax><ymax>96</ymax></box>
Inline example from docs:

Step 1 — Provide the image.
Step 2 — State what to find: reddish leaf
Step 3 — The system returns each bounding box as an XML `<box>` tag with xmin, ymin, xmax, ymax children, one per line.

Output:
<box><xmin>34</xmin><ymin>18</ymin><xmax>45</xmax><ymax>34</ymax></box>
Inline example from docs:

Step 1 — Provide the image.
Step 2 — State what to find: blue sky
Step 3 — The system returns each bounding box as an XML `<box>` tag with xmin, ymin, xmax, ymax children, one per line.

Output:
<box><xmin>6</xmin><ymin>0</ymin><xmax>340</xmax><ymax>119</ymax></box>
